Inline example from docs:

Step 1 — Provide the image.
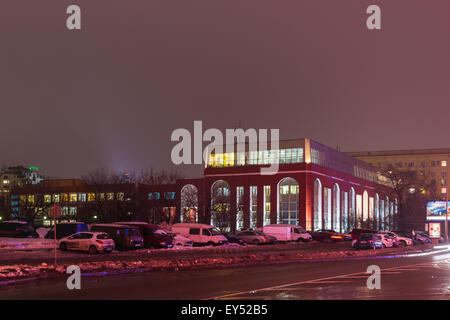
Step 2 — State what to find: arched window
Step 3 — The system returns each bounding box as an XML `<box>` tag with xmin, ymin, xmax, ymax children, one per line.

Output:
<box><xmin>349</xmin><ymin>188</ymin><xmax>356</xmax><ymax>229</ymax></box>
<box><xmin>385</xmin><ymin>196</ymin><xmax>390</xmax><ymax>231</ymax></box>
<box><xmin>375</xmin><ymin>194</ymin><xmax>379</xmax><ymax>230</ymax></box>
<box><xmin>333</xmin><ymin>184</ymin><xmax>340</xmax><ymax>232</ymax></box>
<box><xmin>211</xmin><ymin>180</ymin><xmax>231</xmax><ymax>231</ymax></box>
<box><xmin>278</xmin><ymin>177</ymin><xmax>299</xmax><ymax>225</ymax></box>
<box><xmin>314</xmin><ymin>179</ymin><xmax>322</xmax><ymax>231</ymax></box>
<box><xmin>181</xmin><ymin>184</ymin><xmax>198</xmax><ymax>223</ymax></box>
<box><xmin>394</xmin><ymin>198</ymin><xmax>398</xmax><ymax>230</ymax></box>
<box><xmin>341</xmin><ymin>190</ymin><xmax>348</xmax><ymax>232</ymax></box>
<box><xmin>363</xmin><ymin>191</ymin><xmax>369</xmax><ymax>227</ymax></box>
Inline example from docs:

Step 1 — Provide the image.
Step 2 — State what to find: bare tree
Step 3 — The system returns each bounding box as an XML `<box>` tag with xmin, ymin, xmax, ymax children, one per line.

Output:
<box><xmin>380</xmin><ymin>165</ymin><xmax>433</xmax><ymax>230</ymax></box>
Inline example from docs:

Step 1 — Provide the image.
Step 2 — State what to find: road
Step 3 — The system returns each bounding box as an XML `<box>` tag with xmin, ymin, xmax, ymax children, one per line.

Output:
<box><xmin>1</xmin><ymin>248</ymin><xmax>449</xmax><ymax>299</ymax></box>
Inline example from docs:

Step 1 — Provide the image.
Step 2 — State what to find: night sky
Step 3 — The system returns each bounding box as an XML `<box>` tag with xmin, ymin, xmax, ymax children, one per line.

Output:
<box><xmin>1</xmin><ymin>1</ymin><xmax>449</xmax><ymax>179</ymax></box>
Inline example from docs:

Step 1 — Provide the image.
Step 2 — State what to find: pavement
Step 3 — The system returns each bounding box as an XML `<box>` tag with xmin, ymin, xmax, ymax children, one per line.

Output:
<box><xmin>1</xmin><ymin>245</ymin><xmax>449</xmax><ymax>299</ymax></box>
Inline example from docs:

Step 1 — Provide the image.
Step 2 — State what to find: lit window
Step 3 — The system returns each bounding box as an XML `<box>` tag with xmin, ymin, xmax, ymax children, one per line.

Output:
<box><xmin>53</xmin><ymin>194</ymin><xmax>60</xmax><ymax>203</ymax></box>
<box><xmin>442</xmin><ymin>161</ymin><xmax>447</xmax><ymax>167</ymax></box>
<box><xmin>61</xmin><ymin>194</ymin><xmax>69</xmax><ymax>202</ymax></box>
<box><xmin>441</xmin><ymin>188</ymin><xmax>447</xmax><ymax>194</ymax></box>
<box><xmin>106</xmin><ymin>193</ymin><xmax>114</xmax><ymax>201</ymax></box>
<box><xmin>87</xmin><ymin>193</ymin><xmax>96</xmax><ymax>202</ymax></box>
<box><xmin>44</xmin><ymin>194</ymin><xmax>51</xmax><ymax>203</ymax></box>
<box><xmin>28</xmin><ymin>195</ymin><xmax>35</xmax><ymax>204</ymax></box>
<box><xmin>69</xmin><ymin>193</ymin><xmax>77</xmax><ymax>202</ymax></box>
<box><xmin>117</xmin><ymin>193</ymin><xmax>124</xmax><ymax>201</ymax></box>
<box><xmin>78</xmin><ymin>193</ymin><xmax>86</xmax><ymax>202</ymax></box>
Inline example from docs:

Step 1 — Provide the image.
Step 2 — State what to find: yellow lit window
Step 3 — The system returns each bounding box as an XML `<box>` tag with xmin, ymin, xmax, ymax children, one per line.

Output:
<box><xmin>442</xmin><ymin>161</ymin><xmax>447</xmax><ymax>167</ymax></box>
<box><xmin>70</xmin><ymin>193</ymin><xmax>77</xmax><ymax>202</ymax></box>
<box><xmin>28</xmin><ymin>195</ymin><xmax>35</xmax><ymax>204</ymax></box>
<box><xmin>53</xmin><ymin>194</ymin><xmax>60</xmax><ymax>203</ymax></box>
<box><xmin>61</xmin><ymin>194</ymin><xmax>69</xmax><ymax>202</ymax></box>
<box><xmin>117</xmin><ymin>193</ymin><xmax>124</xmax><ymax>201</ymax></box>
<box><xmin>106</xmin><ymin>193</ymin><xmax>114</xmax><ymax>201</ymax></box>
<box><xmin>87</xmin><ymin>193</ymin><xmax>96</xmax><ymax>201</ymax></box>
<box><xmin>44</xmin><ymin>194</ymin><xmax>51</xmax><ymax>203</ymax></box>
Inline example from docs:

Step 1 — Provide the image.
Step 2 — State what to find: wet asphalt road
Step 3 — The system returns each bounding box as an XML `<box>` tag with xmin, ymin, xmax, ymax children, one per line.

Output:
<box><xmin>1</xmin><ymin>248</ymin><xmax>449</xmax><ymax>300</ymax></box>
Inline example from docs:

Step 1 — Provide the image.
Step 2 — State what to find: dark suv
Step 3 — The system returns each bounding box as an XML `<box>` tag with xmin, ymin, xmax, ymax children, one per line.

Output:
<box><xmin>44</xmin><ymin>222</ymin><xmax>89</xmax><ymax>239</ymax></box>
<box><xmin>116</xmin><ymin>222</ymin><xmax>173</xmax><ymax>249</ymax></box>
<box><xmin>0</xmin><ymin>221</ymin><xmax>39</xmax><ymax>238</ymax></box>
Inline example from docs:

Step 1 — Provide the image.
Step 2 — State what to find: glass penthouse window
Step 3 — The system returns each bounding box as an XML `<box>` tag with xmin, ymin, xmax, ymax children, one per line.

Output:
<box><xmin>208</xmin><ymin>148</ymin><xmax>303</xmax><ymax>168</ymax></box>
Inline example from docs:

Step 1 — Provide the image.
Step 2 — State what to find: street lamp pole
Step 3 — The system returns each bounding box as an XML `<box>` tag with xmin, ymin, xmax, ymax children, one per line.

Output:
<box><xmin>446</xmin><ymin>181</ymin><xmax>449</xmax><ymax>243</ymax></box>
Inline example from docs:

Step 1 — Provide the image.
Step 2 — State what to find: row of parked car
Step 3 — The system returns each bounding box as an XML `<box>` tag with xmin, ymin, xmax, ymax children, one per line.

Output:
<box><xmin>0</xmin><ymin>221</ymin><xmax>444</xmax><ymax>255</ymax></box>
<box><xmin>350</xmin><ymin>228</ymin><xmax>439</xmax><ymax>250</ymax></box>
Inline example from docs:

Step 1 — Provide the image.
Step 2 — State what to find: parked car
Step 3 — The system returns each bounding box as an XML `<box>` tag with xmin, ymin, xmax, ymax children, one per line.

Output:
<box><xmin>255</xmin><ymin>230</ymin><xmax>277</xmax><ymax>244</ymax></box>
<box><xmin>350</xmin><ymin>228</ymin><xmax>377</xmax><ymax>247</ymax></box>
<box><xmin>58</xmin><ymin>232</ymin><xmax>115</xmax><ymax>254</ymax></box>
<box><xmin>223</xmin><ymin>232</ymin><xmax>246</xmax><ymax>246</ymax></box>
<box><xmin>116</xmin><ymin>222</ymin><xmax>173</xmax><ymax>249</ymax></box>
<box><xmin>310</xmin><ymin>229</ymin><xmax>347</xmax><ymax>242</ymax></box>
<box><xmin>167</xmin><ymin>232</ymin><xmax>194</xmax><ymax>247</ymax></box>
<box><xmin>171</xmin><ymin>223</ymin><xmax>228</xmax><ymax>246</ymax></box>
<box><xmin>90</xmin><ymin>224</ymin><xmax>143</xmax><ymax>251</ymax></box>
<box><xmin>0</xmin><ymin>221</ymin><xmax>39</xmax><ymax>238</ymax></box>
<box><xmin>382</xmin><ymin>231</ymin><xmax>412</xmax><ymax>246</ymax></box>
<box><xmin>235</xmin><ymin>230</ymin><xmax>268</xmax><ymax>245</ymax></box>
<box><xmin>376</xmin><ymin>233</ymin><xmax>394</xmax><ymax>248</ymax></box>
<box><xmin>354</xmin><ymin>233</ymin><xmax>383</xmax><ymax>250</ymax></box>
<box><xmin>394</xmin><ymin>230</ymin><xmax>429</xmax><ymax>245</ymax></box>
<box><xmin>414</xmin><ymin>231</ymin><xmax>432</xmax><ymax>244</ymax></box>
<box><xmin>44</xmin><ymin>222</ymin><xmax>88</xmax><ymax>239</ymax></box>
<box><xmin>262</xmin><ymin>224</ymin><xmax>312</xmax><ymax>242</ymax></box>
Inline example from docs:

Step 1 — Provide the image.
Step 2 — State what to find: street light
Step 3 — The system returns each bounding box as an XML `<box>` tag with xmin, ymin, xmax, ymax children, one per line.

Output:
<box><xmin>446</xmin><ymin>181</ymin><xmax>449</xmax><ymax>243</ymax></box>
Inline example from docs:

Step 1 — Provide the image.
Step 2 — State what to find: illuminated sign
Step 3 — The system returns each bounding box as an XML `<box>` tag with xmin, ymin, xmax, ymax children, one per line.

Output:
<box><xmin>429</xmin><ymin>223</ymin><xmax>441</xmax><ymax>238</ymax></box>
<box><xmin>426</xmin><ymin>201</ymin><xmax>450</xmax><ymax>221</ymax></box>
<box><xmin>29</xmin><ymin>166</ymin><xmax>39</xmax><ymax>171</ymax></box>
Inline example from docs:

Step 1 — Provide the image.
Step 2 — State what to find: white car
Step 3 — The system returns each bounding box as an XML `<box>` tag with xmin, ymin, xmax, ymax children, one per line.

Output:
<box><xmin>58</xmin><ymin>232</ymin><xmax>115</xmax><ymax>254</ymax></box>
<box><xmin>376</xmin><ymin>233</ymin><xmax>394</xmax><ymax>248</ymax></box>
<box><xmin>383</xmin><ymin>231</ymin><xmax>413</xmax><ymax>246</ymax></box>
<box><xmin>169</xmin><ymin>233</ymin><xmax>194</xmax><ymax>247</ymax></box>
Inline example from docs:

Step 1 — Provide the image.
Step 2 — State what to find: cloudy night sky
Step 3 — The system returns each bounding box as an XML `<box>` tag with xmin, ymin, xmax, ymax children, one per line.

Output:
<box><xmin>1</xmin><ymin>1</ymin><xmax>449</xmax><ymax>179</ymax></box>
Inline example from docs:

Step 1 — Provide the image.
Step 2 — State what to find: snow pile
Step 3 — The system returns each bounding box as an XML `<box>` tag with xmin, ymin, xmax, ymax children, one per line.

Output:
<box><xmin>0</xmin><ymin>244</ymin><xmax>434</xmax><ymax>283</ymax></box>
<box><xmin>0</xmin><ymin>238</ymin><xmax>54</xmax><ymax>250</ymax></box>
<box><xmin>36</xmin><ymin>228</ymin><xmax>50</xmax><ymax>239</ymax></box>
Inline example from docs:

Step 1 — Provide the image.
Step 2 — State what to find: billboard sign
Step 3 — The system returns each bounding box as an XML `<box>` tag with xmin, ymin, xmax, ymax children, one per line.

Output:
<box><xmin>426</xmin><ymin>201</ymin><xmax>450</xmax><ymax>221</ymax></box>
<box><xmin>429</xmin><ymin>223</ymin><xmax>441</xmax><ymax>238</ymax></box>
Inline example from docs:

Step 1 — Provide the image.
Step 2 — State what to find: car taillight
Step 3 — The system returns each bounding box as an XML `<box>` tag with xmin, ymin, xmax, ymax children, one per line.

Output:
<box><xmin>331</xmin><ymin>235</ymin><xmax>343</xmax><ymax>239</ymax></box>
<box><xmin>370</xmin><ymin>240</ymin><xmax>373</xmax><ymax>243</ymax></box>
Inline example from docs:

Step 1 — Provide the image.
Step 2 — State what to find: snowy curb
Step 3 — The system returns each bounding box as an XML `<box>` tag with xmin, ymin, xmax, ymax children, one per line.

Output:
<box><xmin>0</xmin><ymin>244</ymin><xmax>439</xmax><ymax>285</ymax></box>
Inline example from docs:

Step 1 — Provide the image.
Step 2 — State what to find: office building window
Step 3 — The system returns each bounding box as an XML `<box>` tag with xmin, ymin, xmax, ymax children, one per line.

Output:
<box><xmin>69</xmin><ymin>193</ymin><xmax>77</xmax><ymax>202</ymax></box>
<box><xmin>442</xmin><ymin>161</ymin><xmax>447</xmax><ymax>167</ymax></box>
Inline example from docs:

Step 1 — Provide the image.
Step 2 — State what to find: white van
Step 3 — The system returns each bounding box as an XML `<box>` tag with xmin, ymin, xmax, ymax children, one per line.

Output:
<box><xmin>171</xmin><ymin>223</ymin><xmax>228</xmax><ymax>246</ymax></box>
<box><xmin>262</xmin><ymin>224</ymin><xmax>312</xmax><ymax>242</ymax></box>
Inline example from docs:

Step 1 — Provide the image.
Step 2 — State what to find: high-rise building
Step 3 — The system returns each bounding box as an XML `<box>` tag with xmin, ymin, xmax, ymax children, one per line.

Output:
<box><xmin>347</xmin><ymin>148</ymin><xmax>450</xmax><ymax>199</ymax></box>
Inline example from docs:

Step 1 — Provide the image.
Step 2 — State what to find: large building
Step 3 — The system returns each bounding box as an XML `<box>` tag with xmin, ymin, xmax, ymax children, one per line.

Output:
<box><xmin>347</xmin><ymin>148</ymin><xmax>450</xmax><ymax>199</ymax></box>
<box><xmin>10</xmin><ymin>139</ymin><xmax>398</xmax><ymax>231</ymax></box>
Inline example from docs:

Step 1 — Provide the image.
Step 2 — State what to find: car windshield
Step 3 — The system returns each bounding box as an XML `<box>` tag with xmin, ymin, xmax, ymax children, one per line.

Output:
<box><xmin>210</xmin><ymin>228</ymin><xmax>222</xmax><ymax>236</ymax></box>
<box><xmin>154</xmin><ymin>229</ymin><xmax>167</xmax><ymax>235</ymax></box>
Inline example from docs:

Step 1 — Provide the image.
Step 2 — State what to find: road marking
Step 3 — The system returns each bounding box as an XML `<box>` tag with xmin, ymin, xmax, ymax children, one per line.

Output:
<box><xmin>205</xmin><ymin>260</ymin><xmax>445</xmax><ymax>300</ymax></box>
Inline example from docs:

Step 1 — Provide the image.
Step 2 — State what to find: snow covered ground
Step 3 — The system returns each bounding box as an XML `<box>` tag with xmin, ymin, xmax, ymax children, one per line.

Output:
<box><xmin>0</xmin><ymin>242</ymin><xmax>437</xmax><ymax>283</ymax></box>
<box><xmin>0</xmin><ymin>238</ymin><xmax>54</xmax><ymax>250</ymax></box>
